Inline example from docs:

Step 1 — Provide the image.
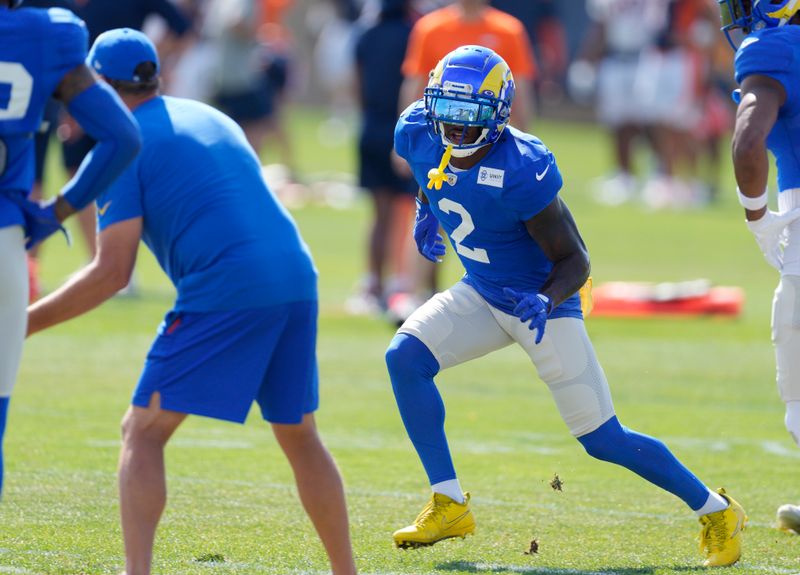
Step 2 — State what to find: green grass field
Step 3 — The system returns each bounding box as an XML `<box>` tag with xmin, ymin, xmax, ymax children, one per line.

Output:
<box><xmin>3</xmin><ymin>108</ymin><xmax>798</xmax><ymax>574</ymax></box>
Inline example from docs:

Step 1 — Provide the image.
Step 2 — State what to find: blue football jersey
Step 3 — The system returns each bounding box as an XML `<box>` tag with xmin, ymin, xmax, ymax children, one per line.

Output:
<box><xmin>734</xmin><ymin>26</ymin><xmax>800</xmax><ymax>193</ymax></box>
<box><xmin>96</xmin><ymin>96</ymin><xmax>317</xmax><ymax>312</ymax></box>
<box><xmin>0</xmin><ymin>6</ymin><xmax>87</xmax><ymax>228</ymax></box>
<box><xmin>395</xmin><ymin>100</ymin><xmax>583</xmax><ymax>319</ymax></box>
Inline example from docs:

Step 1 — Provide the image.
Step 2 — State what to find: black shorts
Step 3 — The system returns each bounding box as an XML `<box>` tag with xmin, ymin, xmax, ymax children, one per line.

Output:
<box><xmin>358</xmin><ymin>131</ymin><xmax>416</xmax><ymax>194</ymax></box>
<box><xmin>214</xmin><ymin>80</ymin><xmax>273</xmax><ymax>125</ymax></box>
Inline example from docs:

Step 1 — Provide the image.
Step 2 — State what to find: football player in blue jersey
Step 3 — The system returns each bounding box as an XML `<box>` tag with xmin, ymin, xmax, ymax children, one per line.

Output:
<box><xmin>720</xmin><ymin>0</ymin><xmax>800</xmax><ymax>534</ymax></box>
<box><xmin>0</xmin><ymin>1</ymin><xmax>141</xmax><ymax>498</ymax></box>
<box><xmin>387</xmin><ymin>45</ymin><xmax>746</xmax><ymax>566</ymax></box>
<box><xmin>26</xmin><ymin>29</ymin><xmax>356</xmax><ymax>575</ymax></box>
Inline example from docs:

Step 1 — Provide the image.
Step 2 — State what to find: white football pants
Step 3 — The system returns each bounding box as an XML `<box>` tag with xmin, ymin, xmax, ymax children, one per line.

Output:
<box><xmin>399</xmin><ymin>281</ymin><xmax>616</xmax><ymax>437</ymax></box>
<box><xmin>0</xmin><ymin>225</ymin><xmax>27</xmax><ymax>397</ymax></box>
<box><xmin>772</xmin><ymin>189</ymin><xmax>800</xmax><ymax>404</ymax></box>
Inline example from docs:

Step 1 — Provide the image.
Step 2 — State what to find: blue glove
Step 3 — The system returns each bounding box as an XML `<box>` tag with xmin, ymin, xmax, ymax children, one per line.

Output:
<box><xmin>503</xmin><ymin>287</ymin><xmax>552</xmax><ymax>344</ymax></box>
<box><xmin>9</xmin><ymin>196</ymin><xmax>71</xmax><ymax>250</ymax></box>
<box><xmin>414</xmin><ymin>198</ymin><xmax>446</xmax><ymax>263</ymax></box>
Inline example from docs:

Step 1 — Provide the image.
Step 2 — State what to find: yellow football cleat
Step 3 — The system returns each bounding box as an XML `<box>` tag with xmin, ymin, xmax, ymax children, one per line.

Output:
<box><xmin>393</xmin><ymin>492</ymin><xmax>475</xmax><ymax>549</ymax></box>
<box><xmin>776</xmin><ymin>503</ymin><xmax>800</xmax><ymax>534</ymax></box>
<box><xmin>698</xmin><ymin>488</ymin><xmax>747</xmax><ymax>567</ymax></box>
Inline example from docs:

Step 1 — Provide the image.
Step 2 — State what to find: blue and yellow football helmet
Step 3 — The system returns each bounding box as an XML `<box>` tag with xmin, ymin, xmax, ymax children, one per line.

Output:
<box><xmin>720</xmin><ymin>0</ymin><xmax>800</xmax><ymax>47</ymax></box>
<box><xmin>424</xmin><ymin>45</ymin><xmax>515</xmax><ymax>156</ymax></box>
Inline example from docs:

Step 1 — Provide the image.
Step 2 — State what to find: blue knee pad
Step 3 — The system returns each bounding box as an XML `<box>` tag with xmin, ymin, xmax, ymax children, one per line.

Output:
<box><xmin>0</xmin><ymin>397</ymin><xmax>8</xmax><ymax>497</ymax></box>
<box><xmin>385</xmin><ymin>334</ymin><xmax>456</xmax><ymax>485</ymax></box>
<box><xmin>578</xmin><ymin>416</ymin><xmax>709</xmax><ymax>510</ymax></box>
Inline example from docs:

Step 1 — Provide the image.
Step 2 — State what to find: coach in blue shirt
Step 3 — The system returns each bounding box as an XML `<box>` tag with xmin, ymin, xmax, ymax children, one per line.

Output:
<box><xmin>26</xmin><ymin>29</ymin><xmax>357</xmax><ymax>575</ymax></box>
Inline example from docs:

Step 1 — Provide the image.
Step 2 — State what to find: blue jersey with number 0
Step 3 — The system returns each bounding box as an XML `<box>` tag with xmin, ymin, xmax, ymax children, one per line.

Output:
<box><xmin>734</xmin><ymin>26</ymin><xmax>800</xmax><ymax>192</ymax></box>
<box><xmin>394</xmin><ymin>100</ymin><xmax>582</xmax><ymax>319</ymax></box>
<box><xmin>96</xmin><ymin>96</ymin><xmax>317</xmax><ymax>312</ymax></box>
<box><xmin>0</xmin><ymin>6</ymin><xmax>87</xmax><ymax>228</ymax></box>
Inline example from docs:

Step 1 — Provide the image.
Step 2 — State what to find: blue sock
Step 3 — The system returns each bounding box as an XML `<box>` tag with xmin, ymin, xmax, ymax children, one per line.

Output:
<box><xmin>385</xmin><ymin>333</ymin><xmax>456</xmax><ymax>485</ymax></box>
<box><xmin>0</xmin><ymin>397</ymin><xmax>8</xmax><ymax>497</ymax></box>
<box><xmin>578</xmin><ymin>416</ymin><xmax>709</xmax><ymax>510</ymax></box>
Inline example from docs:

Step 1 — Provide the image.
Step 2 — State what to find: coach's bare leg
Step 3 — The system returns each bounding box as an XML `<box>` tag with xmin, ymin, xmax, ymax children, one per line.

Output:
<box><xmin>272</xmin><ymin>414</ymin><xmax>357</xmax><ymax>575</ymax></box>
<box><xmin>119</xmin><ymin>393</ymin><xmax>187</xmax><ymax>575</ymax></box>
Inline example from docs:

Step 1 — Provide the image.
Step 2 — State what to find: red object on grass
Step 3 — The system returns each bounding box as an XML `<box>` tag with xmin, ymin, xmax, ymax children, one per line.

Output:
<box><xmin>589</xmin><ymin>281</ymin><xmax>744</xmax><ymax>318</ymax></box>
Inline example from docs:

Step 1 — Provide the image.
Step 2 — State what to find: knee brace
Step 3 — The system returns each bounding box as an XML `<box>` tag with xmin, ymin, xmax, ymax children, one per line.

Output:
<box><xmin>772</xmin><ymin>275</ymin><xmax>800</xmax><ymax>403</ymax></box>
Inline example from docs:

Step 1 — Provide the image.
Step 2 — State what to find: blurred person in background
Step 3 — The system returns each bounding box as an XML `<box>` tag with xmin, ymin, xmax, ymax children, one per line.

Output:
<box><xmin>27</xmin><ymin>29</ymin><xmax>358</xmax><ymax>574</ymax></box>
<box><xmin>490</xmin><ymin>0</ymin><xmax>568</xmax><ymax>107</ymax></box>
<box><xmin>392</xmin><ymin>0</ymin><xmax>537</xmax><ymax>321</ymax></box>
<box><xmin>257</xmin><ymin>0</ymin><xmax>297</xmax><ymax>172</ymax></box>
<box><xmin>312</xmin><ymin>0</ymin><xmax>362</xmax><ymax>146</ymax></box>
<box><xmin>636</xmin><ymin>0</ymin><xmax>722</xmax><ymax>209</ymax></box>
<box><xmin>204</xmin><ymin>0</ymin><xmax>273</xmax><ymax>153</ymax></box>
<box><xmin>27</xmin><ymin>0</ymin><xmax>192</xmax><ymax>298</ymax></box>
<box><xmin>664</xmin><ymin>0</ymin><xmax>733</xmax><ymax>205</ymax></box>
<box><xmin>347</xmin><ymin>0</ymin><xmax>418</xmax><ymax>316</ymax></box>
<box><xmin>575</xmin><ymin>0</ymin><xmax>674</xmax><ymax>206</ymax></box>
<box><xmin>720</xmin><ymin>0</ymin><xmax>800</xmax><ymax>533</ymax></box>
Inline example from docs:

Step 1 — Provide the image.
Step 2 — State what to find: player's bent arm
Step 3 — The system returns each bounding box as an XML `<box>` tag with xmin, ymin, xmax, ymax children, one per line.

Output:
<box><xmin>732</xmin><ymin>75</ymin><xmax>785</xmax><ymax>220</ymax></box>
<box><xmin>27</xmin><ymin>218</ymin><xmax>142</xmax><ymax>337</ymax></box>
<box><xmin>52</xmin><ymin>64</ymin><xmax>142</xmax><ymax>218</ymax></box>
<box><xmin>524</xmin><ymin>197</ymin><xmax>590</xmax><ymax>308</ymax></box>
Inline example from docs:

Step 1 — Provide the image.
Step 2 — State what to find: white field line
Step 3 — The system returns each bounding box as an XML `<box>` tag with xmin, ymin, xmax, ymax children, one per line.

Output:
<box><xmin>84</xmin><ymin>431</ymin><xmax>800</xmax><ymax>459</ymax></box>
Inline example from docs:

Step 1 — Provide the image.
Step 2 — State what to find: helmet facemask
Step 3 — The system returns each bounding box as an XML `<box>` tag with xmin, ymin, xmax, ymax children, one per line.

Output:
<box><xmin>424</xmin><ymin>89</ymin><xmax>508</xmax><ymax>157</ymax></box>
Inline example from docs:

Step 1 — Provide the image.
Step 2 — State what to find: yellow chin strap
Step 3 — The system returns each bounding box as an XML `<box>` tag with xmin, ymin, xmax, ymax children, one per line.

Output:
<box><xmin>426</xmin><ymin>144</ymin><xmax>453</xmax><ymax>190</ymax></box>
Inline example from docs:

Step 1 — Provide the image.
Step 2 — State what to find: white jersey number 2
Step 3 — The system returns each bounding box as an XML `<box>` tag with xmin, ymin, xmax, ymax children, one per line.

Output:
<box><xmin>0</xmin><ymin>62</ymin><xmax>34</xmax><ymax>120</ymax></box>
<box><xmin>437</xmin><ymin>198</ymin><xmax>490</xmax><ymax>264</ymax></box>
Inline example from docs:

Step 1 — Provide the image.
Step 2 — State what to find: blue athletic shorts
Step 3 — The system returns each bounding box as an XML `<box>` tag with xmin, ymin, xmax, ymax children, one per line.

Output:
<box><xmin>133</xmin><ymin>301</ymin><xmax>319</xmax><ymax>424</ymax></box>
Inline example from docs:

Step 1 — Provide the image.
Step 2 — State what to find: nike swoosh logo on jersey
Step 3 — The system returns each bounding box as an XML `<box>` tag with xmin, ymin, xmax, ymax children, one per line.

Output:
<box><xmin>535</xmin><ymin>165</ymin><xmax>550</xmax><ymax>181</ymax></box>
<box><xmin>97</xmin><ymin>201</ymin><xmax>112</xmax><ymax>216</ymax></box>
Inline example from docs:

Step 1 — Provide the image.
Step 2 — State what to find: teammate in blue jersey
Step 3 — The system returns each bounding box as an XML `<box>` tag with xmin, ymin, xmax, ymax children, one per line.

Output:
<box><xmin>387</xmin><ymin>45</ymin><xmax>746</xmax><ymax>566</ymax></box>
<box><xmin>720</xmin><ymin>0</ymin><xmax>800</xmax><ymax>534</ymax></box>
<box><xmin>26</xmin><ymin>29</ymin><xmax>357</xmax><ymax>575</ymax></box>
<box><xmin>0</xmin><ymin>1</ymin><xmax>140</xmax><ymax>498</ymax></box>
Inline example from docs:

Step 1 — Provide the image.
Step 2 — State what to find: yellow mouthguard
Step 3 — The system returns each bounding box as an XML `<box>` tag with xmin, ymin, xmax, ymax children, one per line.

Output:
<box><xmin>426</xmin><ymin>145</ymin><xmax>453</xmax><ymax>190</ymax></box>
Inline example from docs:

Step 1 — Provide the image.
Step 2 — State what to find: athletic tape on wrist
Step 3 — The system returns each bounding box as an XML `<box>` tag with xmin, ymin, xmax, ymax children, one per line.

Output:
<box><xmin>737</xmin><ymin>187</ymin><xmax>768</xmax><ymax>210</ymax></box>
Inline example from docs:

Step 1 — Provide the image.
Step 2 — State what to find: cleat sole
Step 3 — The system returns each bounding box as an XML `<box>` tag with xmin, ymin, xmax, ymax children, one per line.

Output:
<box><xmin>394</xmin><ymin>532</ymin><xmax>473</xmax><ymax>550</ymax></box>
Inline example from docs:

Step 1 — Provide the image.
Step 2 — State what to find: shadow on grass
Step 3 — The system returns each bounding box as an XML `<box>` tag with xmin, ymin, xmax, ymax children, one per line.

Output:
<box><xmin>435</xmin><ymin>561</ymin><xmax>709</xmax><ymax>575</ymax></box>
